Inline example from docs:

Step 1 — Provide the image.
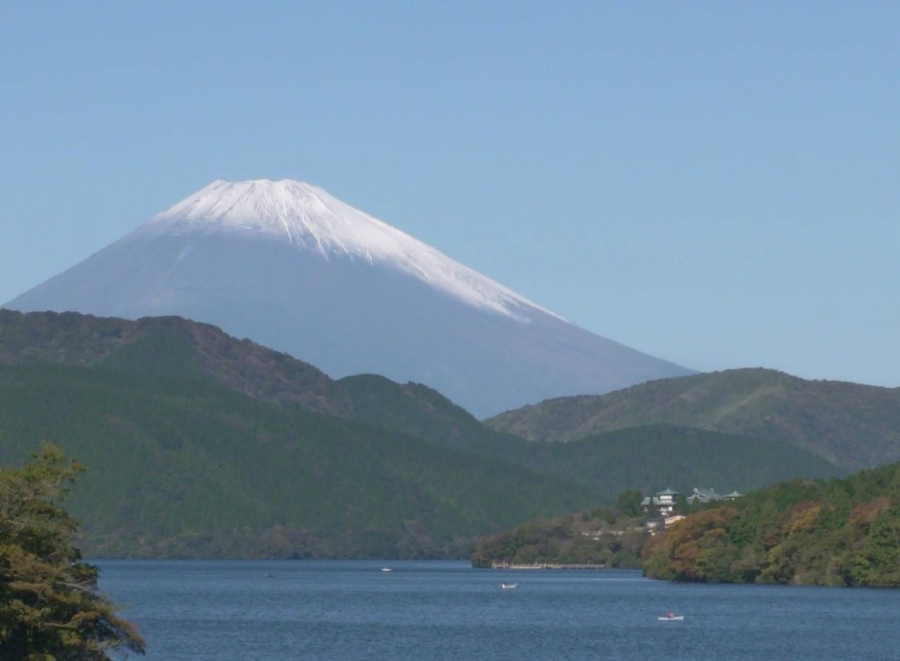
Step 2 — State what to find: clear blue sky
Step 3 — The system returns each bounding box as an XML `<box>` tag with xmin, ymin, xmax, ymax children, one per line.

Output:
<box><xmin>1</xmin><ymin>1</ymin><xmax>898</xmax><ymax>386</ymax></box>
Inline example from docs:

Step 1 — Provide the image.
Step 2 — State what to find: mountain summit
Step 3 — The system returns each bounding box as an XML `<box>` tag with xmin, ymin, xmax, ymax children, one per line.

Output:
<box><xmin>137</xmin><ymin>179</ymin><xmax>555</xmax><ymax>321</ymax></box>
<box><xmin>5</xmin><ymin>179</ymin><xmax>691</xmax><ymax>416</ymax></box>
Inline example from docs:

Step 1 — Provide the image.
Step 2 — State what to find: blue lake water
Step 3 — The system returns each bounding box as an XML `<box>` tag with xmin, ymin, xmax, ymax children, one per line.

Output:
<box><xmin>98</xmin><ymin>560</ymin><xmax>900</xmax><ymax>660</ymax></box>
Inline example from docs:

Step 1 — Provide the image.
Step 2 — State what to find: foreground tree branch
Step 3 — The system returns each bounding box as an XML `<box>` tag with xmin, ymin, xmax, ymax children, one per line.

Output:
<box><xmin>0</xmin><ymin>443</ymin><xmax>146</xmax><ymax>659</ymax></box>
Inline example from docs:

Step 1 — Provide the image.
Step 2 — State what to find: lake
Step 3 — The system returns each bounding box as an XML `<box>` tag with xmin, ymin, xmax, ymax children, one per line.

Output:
<box><xmin>98</xmin><ymin>560</ymin><xmax>899</xmax><ymax>660</ymax></box>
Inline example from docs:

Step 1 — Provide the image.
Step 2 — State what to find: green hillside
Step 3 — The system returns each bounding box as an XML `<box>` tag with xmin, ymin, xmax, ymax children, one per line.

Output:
<box><xmin>643</xmin><ymin>461</ymin><xmax>900</xmax><ymax>587</ymax></box>
<box><xmin>0</xmin><ymin>310</ymin><xmax>526</xmax><ymax>457</ymax></box>
<box><xmin>533</xmin><ymin>424</ymin><xmax>843</xmax><ymax>499</ymax></box>
<box><xmin>337</xmin><ymin>374</ymin><xmax>532</xmax><ymax>459</ymax></box>
<box><xmin>0</xmin><ymin>363</ymin><xmax>595</xmax><ymax>558</ymax></box>
<box><xmin>0</xmin><ymin>311</ymin><xmax>851</xmax><ymax>559</ymax></box>
<box><xmin>487</xmin><ymin>368</ymin><xmax>900</xmax><ymax>469</ymax></box>
<box><xmin>468</xmin><ymin>425</ymin><xmax>843</xmax><ymax>571</ymax></box>
<box><xmin>0</xmin><ymin>310</ymin><xmax>349</xmax><ymax>414</ymax></box>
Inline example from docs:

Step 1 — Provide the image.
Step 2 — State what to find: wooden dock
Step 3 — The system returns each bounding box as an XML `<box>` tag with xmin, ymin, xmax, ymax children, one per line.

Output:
<box><xmin>490</xmin><ymin>562</ymin><xmax>606</xmax><ymax>570</ymax></box>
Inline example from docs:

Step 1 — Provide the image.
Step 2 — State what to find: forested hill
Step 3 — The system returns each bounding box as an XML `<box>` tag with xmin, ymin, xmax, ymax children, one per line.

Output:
<box><xmin>0</xmin><ymin>362</ymin><xmax>596</xmax><ymax>558</ymax></box>
<box><xmin>533</xmin><ymin>424</ymin><xmax>842</xmax><ymax>498</ymax></box>
<box><xmin>0</xmin><ymin>311</ymin><xmax>845</xmax><ymax>559</ymax></box>
<box><xmin>487</xmin><ymin>368</ymin><xmax>900</xmax><ymax>469</ymax></box>
<box><xmin>0</xmin><ymin>311</ymin><xmax>843</xmax><ymax>489</ymax></box>
<box><xmin>643</xmin><ymin>461</ymin><xmax>900</xmax><ymax>587</ymax></box>
<box><xmin>0</xmin><ymin>309</ymin><xmax>358</xmax><ymax>415</ymax></box>
<box><xmin>0</xmin><ymin>310</ymin><xmax>517</xmax><ymax>456</ymax></box>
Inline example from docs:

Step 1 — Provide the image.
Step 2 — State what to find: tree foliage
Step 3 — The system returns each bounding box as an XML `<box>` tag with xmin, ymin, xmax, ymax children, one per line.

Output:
<box><xmin>0</xmin><ymin>444</ymin><xmax>145</xmax><ymax>659</ymax></box>
<box><xmin>643</xmin><ymin>462</ymin><xmax>900</xmax><ymax>587</ymax></box>
<box><xmin>0</xmin><ymin>312</ymin><xmax>846</xmax><ymax>560</ymax></box>
<box><xmin>0</xmin><ymin>363</ymin><xmax>597</xmax><ymax>559</ymax></box>
<box><xmin>471</xmin><ymin>491</ymin><xmax>649</xmax><ymax>569</ymax></box>
<box><xmin>615</xmin><ymin>490</ymin><xmax>643</xmax><ymax>518</ymax></box>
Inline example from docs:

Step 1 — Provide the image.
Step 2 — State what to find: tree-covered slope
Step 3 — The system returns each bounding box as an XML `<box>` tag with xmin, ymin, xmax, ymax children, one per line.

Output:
<box><xmin>336</xmin><ymin>374</ymin><xmax>531</xmax><ymax>459</ymax></box>
<box><xmin>0</xmin><ymin>311</ymin><xmax>850</xmax><ymax>560</ymax></box>
<box><xmin>0</xmin><ymin>309</ymin><xmax>348</xmax><ymax>413</ymax></box>
<box><xmin>533</xmin><ymin>424</ymin><xmax>843</xmax><ymax>499</ymax></box>
<box><xmin>0</xmin><ymin>363</ymin><xmax>596</xmax><ymax>558</ymax></box>
<box><xmin>487</xmin><ymin>368</ymin><xmax>900</xmax><ymax>469</ymax></box>
<box><xmin>643</xmin><ymin>461</ymin><xmax>900</xmax><ymax>587</ymax></box>
<box><xmin>0</xmin><ymin>310</ymin><xmax>527</xmax><ymax>458</ymax></box>
<box><xmin>467</xmin><ymin>426</ymin><xmax>843</xmax><ymax>572</ymax></box>
<box><xmin>470</xmin><ymin>511</ymin><xmax>648</xmax><ymax>570</ymax></box>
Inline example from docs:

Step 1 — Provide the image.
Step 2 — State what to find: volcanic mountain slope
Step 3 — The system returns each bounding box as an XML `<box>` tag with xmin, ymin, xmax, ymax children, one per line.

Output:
<box><xmin>486</xmin><ymin>369</ymin><xmax>900</xmax><ymax>470</ymax></box>
<box><xmin>4</xmin><ymin>179</ymin><xmax>691</xmax><ymax>417</ymax></box>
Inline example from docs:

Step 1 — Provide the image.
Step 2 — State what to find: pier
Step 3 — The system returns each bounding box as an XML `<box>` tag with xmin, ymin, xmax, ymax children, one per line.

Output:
<box><xmin>490</xmin><ymin>561</ymin><xmax>606</xmax><ymax>570</ymax></box>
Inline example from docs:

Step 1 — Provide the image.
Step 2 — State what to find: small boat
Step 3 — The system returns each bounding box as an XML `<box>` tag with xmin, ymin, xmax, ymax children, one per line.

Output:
<box><xmin>380</xmin><ymin>567</ymin><xmax>393</xmax><ymax>572</ymax></box>
<box><xmin>499</xmin><ymin>582</ymin><xmax>519</xmax><ymax>589</ymax></box>
<box><xmin>658</xmin><ymin>612</ymin><xmax>683</xmax><ymax>621</ymax></box>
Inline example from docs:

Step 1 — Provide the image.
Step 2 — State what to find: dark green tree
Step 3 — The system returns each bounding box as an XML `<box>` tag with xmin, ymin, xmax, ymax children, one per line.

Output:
<box><xmin>846</xmin><ymin>504</ymin><xmax>900</xmax><ymax>587</ymax></box>
<box><xmin>0</xmin><ymin>444</ymin><xmax>145</xmax><ymax>659</ymax></box>
<box><xmin>675</xmin><ymin>492</ymin><xmax>690</xmax><ymax>515</ymax></box>
<box><xmin>615</xmin><ymin>489</ymin><xmax>643</xmax><ymax>518</ymax></box>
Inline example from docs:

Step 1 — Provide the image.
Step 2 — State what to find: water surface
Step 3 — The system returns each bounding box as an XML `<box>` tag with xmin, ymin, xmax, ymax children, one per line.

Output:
<box><xmin>98</xmin><ymin>560</ymin><xmax>899</xmax><ymax>660</ymax></box>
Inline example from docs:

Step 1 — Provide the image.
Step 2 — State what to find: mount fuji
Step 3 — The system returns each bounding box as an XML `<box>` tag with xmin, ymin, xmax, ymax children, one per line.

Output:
<box><xmin>4</xmin><ymin>179</ymin><xmax>691</xmax><ymax>417</ymax></box>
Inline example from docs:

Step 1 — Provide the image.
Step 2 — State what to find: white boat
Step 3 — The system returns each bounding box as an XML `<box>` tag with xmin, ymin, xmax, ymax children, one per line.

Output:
<box><xmin>499</xmin><ymin>582</ymin><xmax>519</xmax><ymax>589</ymax></box>
<box><xmin>657</xmin><ymin>613</ymin><xmax>684</xmax><ymax>621</ymax></box>
<box><xmin>380</xmin><ymin>567</ymin><xmax>393</xmax><ymax>572</ymax></box>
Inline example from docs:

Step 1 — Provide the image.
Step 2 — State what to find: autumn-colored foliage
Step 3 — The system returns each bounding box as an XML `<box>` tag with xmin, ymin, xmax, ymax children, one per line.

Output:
<box><xmin>643</xmin><ymin>462</ymin><xmax>900</xmax><ymax>587</ymax></box>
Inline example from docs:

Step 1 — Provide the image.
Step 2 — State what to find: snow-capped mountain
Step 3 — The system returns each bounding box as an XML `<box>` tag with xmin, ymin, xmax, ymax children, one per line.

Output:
<box><xmin>4</xmin><ymin>179</ymin><xmax>691</xmax><ymax>417</ymax></box>
<box><xmin>137</xmin><ymin>180</ymin><xmax>557</xmax><ymax>322</ymax></box>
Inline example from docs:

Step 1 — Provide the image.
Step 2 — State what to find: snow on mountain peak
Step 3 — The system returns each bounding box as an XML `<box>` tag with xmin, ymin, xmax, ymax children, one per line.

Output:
<box><xmin>136</xmin><ymin>179</ymin><xmax>559</xmax><ymax>321</ymax></box>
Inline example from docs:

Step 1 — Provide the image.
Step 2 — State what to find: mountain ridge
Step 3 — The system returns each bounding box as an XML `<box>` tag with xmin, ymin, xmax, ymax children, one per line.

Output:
<box><xmin>487</xmin><ymin>368</ymin><xmax>900</xmax><ymax>469</ymax></box>
<box><xmin>3</xmin><ymin>179</ymin><xmax>692</xmax><ymax>417</ymax></box>
<box><xmin>0</xmin><ymin>310</ymin><xmax>844</xmax><ymax>482</ymax></box>
<box><xmin>0</xmin><ymin>311</ymin><xmax>844</xmax><ymax>558</ymax></box>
